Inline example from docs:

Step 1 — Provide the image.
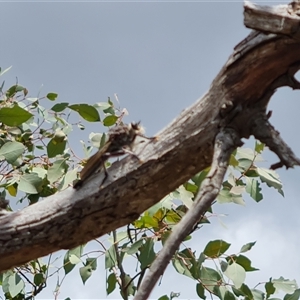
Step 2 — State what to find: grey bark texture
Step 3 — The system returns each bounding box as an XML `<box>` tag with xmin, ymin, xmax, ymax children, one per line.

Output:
<box><xmin>0</xmin><ymin>0</ymin><xmax>300</xmax><ymax>276</ymax></box>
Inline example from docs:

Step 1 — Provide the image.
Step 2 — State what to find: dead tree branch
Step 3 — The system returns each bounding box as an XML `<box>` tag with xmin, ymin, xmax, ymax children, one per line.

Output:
<box><xmin>0</xmin><ymin>0</ymin><xmax>300</xmax><ymax>273</ymax></box>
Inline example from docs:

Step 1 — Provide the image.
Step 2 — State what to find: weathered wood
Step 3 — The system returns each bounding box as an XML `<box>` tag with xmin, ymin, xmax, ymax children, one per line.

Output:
<box><xmin>0</xmin><ymin>0</ymin><xmax>300</xmax><ymax>272</ymax></box>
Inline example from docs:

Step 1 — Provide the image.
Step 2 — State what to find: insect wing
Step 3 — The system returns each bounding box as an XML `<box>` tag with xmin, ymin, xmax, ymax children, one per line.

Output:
<box><xmin>79</xmin><ymin>141</ymin><xmax>112</xmax><ymax>182</ymax></box>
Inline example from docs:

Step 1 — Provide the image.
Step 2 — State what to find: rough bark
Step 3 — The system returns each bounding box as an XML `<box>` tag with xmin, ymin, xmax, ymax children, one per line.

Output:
<box><xmin>0</xmin><ymin>0</ymin><xmax>300</xmax><ymax>273</ymax></box>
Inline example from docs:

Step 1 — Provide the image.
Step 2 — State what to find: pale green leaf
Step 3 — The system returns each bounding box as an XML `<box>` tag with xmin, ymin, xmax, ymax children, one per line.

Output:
<box><xmin>240</xmin><ymin>241</ymin><xmax>256</xmax><ymax>253</ymax></box>
<box><xmin>7</xmin><ymin>273</ymin><xmax>25</xmax><ymax>298</ymax></box>
<box><xmin>217</xmin><ymin>189</ymin><xmax>245</xmax><ymax>206</ymax></box>
<box><xmin>47</xmin><ymin>159</ymin><xmax>67</xmax><ymax>184</ymax></box>
<box><xmin>272</xmin><ymin>277</ymin><xmax>298</xmax><ymax>294</ymax></box>
<box><xmin>79</xmin><ymin>265</ymin><xmax>93</xmax><ymax>284</ymax></box>
<box><xmin>0</xmin><ymin>142</ymin><xmax>25</xmax><ymax>164</ymax></box>
<box><xmin>18</xmin><ymin>173</ymin><xmax>43</xmax><ymax>194</ymax></box>
<box><xmin>175</xmin><ymin>185</ymin><xmax>194</xmax><ymax>208</ymax></box>
<box><xmin>257</xmin><ymin>167</ymin><xmax>284</xmax><ymax>196</ymax></box>
<box><xmin>224</xmin><ymin>262</ymin><xmax>246</xmax><ymax>288</ymax></box>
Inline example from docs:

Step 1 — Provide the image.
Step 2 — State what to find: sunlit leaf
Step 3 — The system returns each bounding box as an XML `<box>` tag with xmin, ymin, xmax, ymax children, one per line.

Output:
<box><xmin>46</xmin><ymin>92</ymin><xmax>58</xmax><ymax>101</ymax></box>
<box><xmin>257</xmin><ymin>167</ymin><xmax>284</xmax><ymax>196</ymax></box>
<box><xmin>272</xmin><ymin>277</ymin><xmax>298</xmax><ymax>294</ymax></box>
<box><xmin>69</xmin><ymin>104</ymin><xmax>100</xmax><ymax>122</ymax></box>
<box><xmin>0</xmin><ymin>104</ymin><xmax>33</xmax><ymax>126</ymax></box>
<box><xmin>0</xmin><ymin>142</ymin><xmax>25</xmax><ymax>164</ymax></box>
<box><xmin>18</xmin><ymin>173</ymin><xmax>43</xmax><ymax>194</ymax></box>
<box><xmin>103</xmin><ymin>115</ymin><xmax>118</xmax><ymax>127</ymax></box>
<box><xmin>7</xmin><ymin>273</ymin><xmax>25</xmax><ymax>298</ymax></box>
<box><xmin>224</xmin><ymin>262</ymin><xmax>246</xmax><ymax>288</ymax></box>
<box><xmin>217</xmin><ymin>189</ymin><xmax>245</xmax><ymax>206</ymax></box>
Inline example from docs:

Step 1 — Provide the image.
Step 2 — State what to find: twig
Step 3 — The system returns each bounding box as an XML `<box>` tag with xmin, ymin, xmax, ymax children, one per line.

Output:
<box><xmin>133</xmin><ymin>128</ymin><xmax>242</xmax><ymax>300</ymax></box>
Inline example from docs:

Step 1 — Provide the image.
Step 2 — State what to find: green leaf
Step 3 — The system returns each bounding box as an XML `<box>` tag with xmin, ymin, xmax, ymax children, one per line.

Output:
<box><xmin>46</xmin><ymin>92</ymin><xmax>58</xmax><ymax>101</ymax></box>
<box><xmin>0</xmin><ymin>142</ymin><xmax>25</xmax><ymax>164</ymax></box>
<box><xmin>158</xmin><ymin>296</ymin><xmax>170</xmax><ymax>300</ymax></box>
<box><xmin>203</xmin><ymin>240</ymin><xmax>231</xmax><ymax>258</ymax></box>
<box><xmin>47</xmin><ymin>159</ymin><xmax>67</xmax><ymax>184</ymax></box>
<box><xmin>192</xmin><ymin>168</ymin><xmax>210</xmax><ymax>188</ymax></box>
<box><xmin>257</xmin><ymin>167</ymin><xmax>284</xmax><ymax>196</ymax></box>
<box><xmin>224</xmin><ymin>262</ymin><xmax>246</xmax><ymax>288</ymax></box>
<box><xmin>51</xmin><ymin>102</ymin><xmax>69</xmax><ymax>112</ymax></box>
<box><xmin>265</xmin><ymin>279</ymin><xmax>276</xmax><ymax>298</ymax></box>
<box><xmin>86</xmin><ymin>257</ymin><xmax>97</xmax><ymax>271</ymax></box>
<box><xmin>251</xmin><ymin>289</ymin><xmax>265</xmax><ymax>300</ymax></box>
<box><xmin>172</xmin><ymin>255</ymin><xmax>193</xmax><ymax>279</ymax></box>
<box><xmin>6</xmin><ymin>85</ymin><xmax>25</xmax><ymax>98</ymax></box>
<box><xmin>33</xmin><ymin>273</ymin><xmax>44</xmax><ymax>286</ymax></box>
<box><xmin>69</xmin><ymin>104</ymin><xmax>100</xmax><ymax>122</ymax></box>
<box><xmin>121</xmin><ymin>274</ymin><xmax>135</xmax><ymax>297</ymax></box>
<box><xmin>138</xmin><ymin>238</ymin><xmax>156</xmax><ymax>269</ymax></box>
<box><xmin>229</xmin><ymin>153</ymin><xmax>239</xmax><ymax>167</ymax></box>
<box><xmin>284</xmin><ymin>289</ymin><xmax>300</xmax><ymax>300</ymax></box>
<box><xmin>47</xmin><ymin>137</ymin><xmax>67</xmax><ymax>158</ymax></box>
<box><xmin>125</xmin><ymin>239</ymin><xmax>144</xmax><ymax>255</ymax></box>
<box><xmin>79</xmin><ymin>265</ymin><xmax>93</xmax><ymax>285</ymax></box>
<box><xmin>217</xmin><ymin>189</ymin><xmax>245</xmax><ymax>206</ymax></box>
<box><xmin>59</xmin><ymin>168</ymin><xmax>78</xmax><ymax>190</ymax></box>
<box><xmin>200</xmin><ymin>267</ymin><xmax>222</xmax><ymax>293</ymax></box>
<box><xmin>272</xmin><ymin>277</ymin><xmax>298</xmax><ymax>294</ymax></box>
<box><xmin>245</xmin><ymin>177</ymin><xmax>263</xmax><ymax>202</ymax></box>
<box><xmin>231</xmin><ymin>255</ymin><xmax>259</xmax><ymax>272</ymax></box>
<box><xmin>232</xmin><ymin>283</ymin><xmax>253</xmax><ymax>298</ymax></box>
<box><xmin>196</xmin><ymin>283</ymin><xmax>206</xmax><ymax>299</ymax></box>
<box><xmin>240</xmin><ymin>241</ymin><xmax>256</xmax><ymax>253</ymax></box>
<box><xmin>63</xmin><ymin>246</ymin><xmax>84</xmax><ymax>275</ymax></box>
<box><xmin>105</xmin><ymin>245</ymin><xmax>117</xmax><ymax>269</ymax></box>
<box><xmin>18</xmin><ymin>173</ymin><xmax>43</xmax><ymax>194</ymax></box>
<box><xmin>103</xmin><ymin>115</ymin><xmax>118</xmax><ymax>127</ymax></box>
<box><xmin>180</xmin><ymin>248</ymin><xmax>200</xmax><ymax>279</ymax></box>
<box><xmin>255</xmin><ymin>141</ymin><xmax>265</xmax><ymax>153</ymax></box>
<box><xmin>107</xmin><ymin>273</ymin><xmax>117</xmax><ymax>295</ymax></box>
<box><xmin>0</xmin><ymin>104</ymin><xmax>33</xmax><ymax>126</ymax></box>
<box><xmin>7</xmin><ymin>273</ymin><xmax>25</xmax><ymax>298</ymax></box>
<box><xmin>224</xmin><ymin>291</ymin><xmax>236</xmax><ymax>300</ymax></box>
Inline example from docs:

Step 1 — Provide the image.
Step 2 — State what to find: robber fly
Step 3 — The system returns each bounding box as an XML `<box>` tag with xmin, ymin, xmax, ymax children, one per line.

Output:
<box><xmin>74</xmin><ymin>122</ymin><xmax>155</xmax><ymax>189</ymax></box>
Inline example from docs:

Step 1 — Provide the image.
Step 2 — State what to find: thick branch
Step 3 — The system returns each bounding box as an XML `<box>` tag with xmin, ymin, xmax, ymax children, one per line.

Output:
<box><xmin>0</xmin><ymin>1</ymin><xmax>300</xmax><ymax>272</ymax></box>
<box><xmin>133</xmin><ymin>128</ymin><xmax>242</xmax><ymax>300</ymax></box>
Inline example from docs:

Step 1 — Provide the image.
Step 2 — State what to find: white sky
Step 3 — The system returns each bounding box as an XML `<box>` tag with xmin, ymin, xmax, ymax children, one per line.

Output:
<box><xmin>1</xmin><ymin>1</ymin><xmax>300</xmax><ymax>299</ymax></box>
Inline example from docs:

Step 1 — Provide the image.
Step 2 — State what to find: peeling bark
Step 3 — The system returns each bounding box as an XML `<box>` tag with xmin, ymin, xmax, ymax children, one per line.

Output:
<box><xmin>0</xmin><ymin>0</ymin><xmax>300</xmax><ymax>274</ymax></box>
